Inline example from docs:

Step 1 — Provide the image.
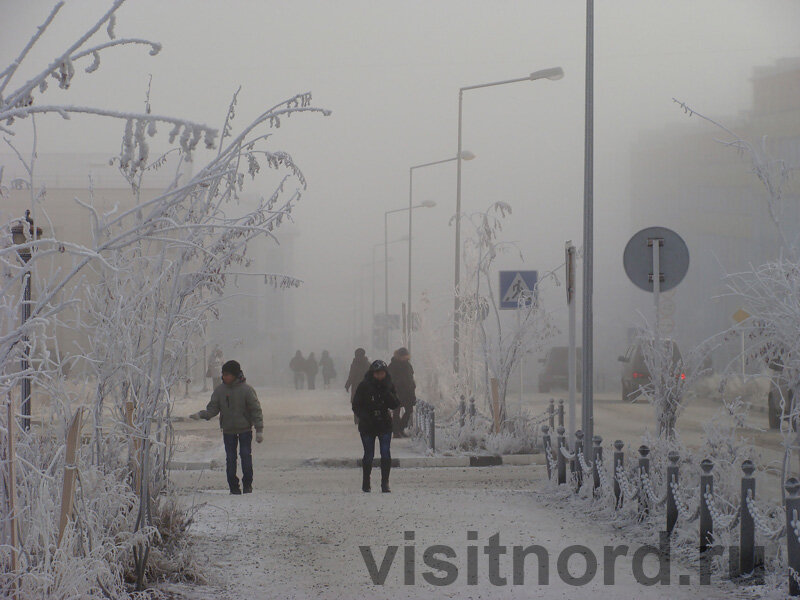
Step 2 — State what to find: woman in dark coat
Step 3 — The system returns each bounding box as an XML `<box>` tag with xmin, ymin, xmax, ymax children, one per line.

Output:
<box><xmin>352</xmin><ymin>360</ymin><xmax>400</xmax><ymax>493</ymax></box>
<box><xmin>345</xmin><ymin>348</ymin><xmax>370</xmax><ymax>403</ymax></box>
<box><xmin>290</xmin><ymin>351</ymin><xmax>305</xmax><ymax>389</ymax></box>
<box><xmin>305</xmin><ymin>352</ymin><xmax>319</xmax><ymax>390</ymax></box>
<box><xmin>319</xmin><ymin>350</ymin><xmax>336</xmax><ymax>389</ymax></box>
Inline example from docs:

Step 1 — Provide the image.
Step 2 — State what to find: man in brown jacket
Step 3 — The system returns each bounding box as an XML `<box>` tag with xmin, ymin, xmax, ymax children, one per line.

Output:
<box><xmin>190</xmin><ymin>360</ymin><xmax>263</xmax><ymax>494</ymax></box>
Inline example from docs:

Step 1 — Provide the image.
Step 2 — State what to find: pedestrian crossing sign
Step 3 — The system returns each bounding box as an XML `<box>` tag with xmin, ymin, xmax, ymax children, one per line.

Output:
<box><xmin>499</xmin><ymin>270</ymin><xmax>537</xmax><ymax>310</ymax></box>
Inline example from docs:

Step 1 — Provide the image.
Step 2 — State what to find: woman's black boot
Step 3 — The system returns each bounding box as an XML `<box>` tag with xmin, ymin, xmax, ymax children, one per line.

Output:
<box><xmin>362</xmin><ymin>462</ymin><xmax>372</xmax><ymax>492</ymax></box>
<box><xmin>380</xmin><ymin>457</ymin><xmax>391</xmax><ymax>493</ymax></box>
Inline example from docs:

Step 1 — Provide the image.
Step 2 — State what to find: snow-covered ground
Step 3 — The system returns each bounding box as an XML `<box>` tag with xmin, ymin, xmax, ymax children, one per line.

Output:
<box><xmin>169</xmin><ymin>388</ymin><xmax>743</xmax><ymax>599</ymax></box>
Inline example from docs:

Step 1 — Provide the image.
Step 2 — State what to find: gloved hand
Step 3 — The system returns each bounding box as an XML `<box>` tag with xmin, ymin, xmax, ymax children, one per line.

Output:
<box><xmin>189</xmin><ymin>411</ymin><xmax>201</xmax><ymax>420</ymax></box>
<box><xmin>256</xmin><ymin>432</ymin><xmax>264</xmax><ymax>443</ymax></box>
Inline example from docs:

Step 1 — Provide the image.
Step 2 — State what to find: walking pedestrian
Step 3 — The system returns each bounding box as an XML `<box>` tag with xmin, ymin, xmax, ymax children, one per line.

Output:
<box><xmin>388</xmin><ymin>347</ymin><xmax>416</xmax><ymax>437</ymax></box>
<box><xmin>352</xmin><ymin>360</ymin><xmax>399</xmax><ymax>493</ymax></box>
<box><xmin>290</xmin><ymin>350</ymin><xmax>306</xmax><ymax>390</ymax></box>
<box><xmin>189</xmin><ymin>360</ymin><xmax>264</xmax><ymax>494</ymax></box>
<box><xmin>320</xmin><ymin>350</ymin><xmax>336</xmax><ymax>389</ymax></box>
<box><xmin>345</xmin><ymin>348</ymin><xmax>370</xmax><ymax>425</ymax></box>
<box><xmin>305</xmin><ymin>352</ymin><xmax>319</xmax><ymax>390</ymax></box>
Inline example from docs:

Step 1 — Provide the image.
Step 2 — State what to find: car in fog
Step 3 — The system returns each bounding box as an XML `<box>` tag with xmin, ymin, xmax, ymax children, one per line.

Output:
<box><xmin>618</xmin><ymin>340</ymin><xmax>683</xmax><ymax>402</ymax></box>
<box><xmin>538</xmin><ymin>346</ymin><xmax>581</xmax><ymax>393</ymax></box>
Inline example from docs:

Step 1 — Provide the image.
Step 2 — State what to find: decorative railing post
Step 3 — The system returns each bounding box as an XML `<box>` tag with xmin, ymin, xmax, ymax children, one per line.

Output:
<box><xmin>574</xmin><ymin>430</ymin><xmax>584</xmax><ymax>489</ymax></box>
<box><xmin>785</xmin><ymin>477</ymin><xmax>800</xmax><ymax>596</ymax></box>
<box><xmin>592</xmin><ymin>435</ymin><xmax>602</xmax><ymax>492</ymax></box>
<box><xmin>666</xmin><ymin>450</ymin><xmax>680</xmax><ymax>535</ymax></box>
<box><xmin>459</xmin><ymin>395</ymin><xmax>466</xmax><ymax>429</ymax></box>
<box><xmin>613</xmin><ymin>440</ymin><xmax>624</xmax><ymax>509</ymax></box>
<box><xmin>557</xmin><ymin>399</ymin><xmax>565</xmax><ymax>429</ymax></box>
<box><xmin>699</xmin><ymin>458</ymin><xmax>714</xmax><ymax>553</ymax></box>
<box><xmin>548</xmin><ymin>399</ymin><xmax>555</xmax><ymax>430</ymax></box>
<box><xmin>469</xmin><ymin>397</ymin><xmax>476</xmax><ymax>426</ymax></box>
<box><xmin>639</xmin><ymin>445</ymin><xmax>650</xmax><ymax>517</ymax></box>
<box><xmin>557</xmin><ymin>426</ymin><xmax>567</xmax><ymax>485</ymax></box>
<box><xmin>740</xmin><ymin>459</ymin><xmax>756</xmax><ymax>576</ymax></box>
<box><xmin>542</xmin><ymin>425</ymin><xmax>552</xmax><ymax>480</ymax></box>
<box><xmin>429</xmin><ymin>405</ymin><xmax>436</xmax><ymax>454</ymax></box>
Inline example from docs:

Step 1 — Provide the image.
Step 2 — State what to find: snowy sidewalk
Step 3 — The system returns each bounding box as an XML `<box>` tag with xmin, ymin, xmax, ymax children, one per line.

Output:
<box><xmin>170</xmin><ymin>388</ymin><xmax>739</xmax><ymax>599</ymax></box>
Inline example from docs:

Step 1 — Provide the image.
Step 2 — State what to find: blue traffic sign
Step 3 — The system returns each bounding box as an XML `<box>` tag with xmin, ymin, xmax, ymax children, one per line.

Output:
<box><xmin>499</xmin><ymin>270</ymin><xmax>537</xmax><ymax>310</ymax></box>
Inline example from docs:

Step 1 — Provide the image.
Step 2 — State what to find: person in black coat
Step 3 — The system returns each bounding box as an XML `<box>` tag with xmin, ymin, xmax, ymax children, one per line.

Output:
<box><xmin>352</xmin><ymin>360</ymin><xmax>400</xmax><ymax>493</ymax></box>
<box><xmin>305</xmin><ymin>352</ymin><xmax>319</xmax><ymax>390</ymax></box>
<box><xmin>387</xmin><ymin>347</ymin><xmax>416</xmax><ymax>437</ymax></box>
<box><xmin>290</xmin><ymin>351</ymin><xmax>305</xmax><ymax>389</ymax></box>
<box><xmin>345</xmin><ymin>348</ymin><xmax>371</xmax><ymax>424</ymax></box>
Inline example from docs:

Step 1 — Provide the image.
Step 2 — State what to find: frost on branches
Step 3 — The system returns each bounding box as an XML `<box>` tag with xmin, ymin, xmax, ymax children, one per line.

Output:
<box><xmin>676</xmin><ymin>98</ymin><xmax>800</xmax><ymax>482</ymax></box>
<box><xmin>454</xmin><ymin>202</ymin><xmax>557</xmax><ymax>431</ymax></box>
<box><xmin>0</xmin><ymin>2</ymin><xmax>329</xmax><ymax>597</ymax></box>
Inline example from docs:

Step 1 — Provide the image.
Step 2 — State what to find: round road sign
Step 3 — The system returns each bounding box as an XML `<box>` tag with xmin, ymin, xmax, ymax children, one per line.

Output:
<box><xmin>623</xmin><ymin>226</ymin><xmax>689</xmax><ymax>293</ymax></box>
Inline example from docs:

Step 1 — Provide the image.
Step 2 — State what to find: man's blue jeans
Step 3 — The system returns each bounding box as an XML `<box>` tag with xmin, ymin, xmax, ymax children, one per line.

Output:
<box><xmin>360</xmin><ymin>432</ymin><xmax>392</xmax><ymax>465</ymax></box>
<box><xmin>223</xmin><ymin>431</ymin><xmax>253</xmax><ymax>490</ymax></box>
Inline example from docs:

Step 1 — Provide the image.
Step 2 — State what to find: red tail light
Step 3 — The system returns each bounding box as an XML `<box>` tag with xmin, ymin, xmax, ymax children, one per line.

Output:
<box><xmin>680</xmin><ymin>373</ymin><xmax>686</xmax><ymax>380</ymax></box>
<box><xmin>632</xmin><ymin>372</ymin><xmax>642</xmax><ymax>379</ymax></box>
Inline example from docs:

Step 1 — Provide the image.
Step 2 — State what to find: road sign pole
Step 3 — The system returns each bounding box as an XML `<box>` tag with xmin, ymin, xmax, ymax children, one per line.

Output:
<box><xmin>518</xmin><ymin>306</ymin><xmax>523</xmax><ymax>413</ymax></box>
<box><xmin>567</xmin><ymin>242</ymin><xmax>577</xmax><ymax>440</ymax></box>
<box><xmin>651</xmin><ymin>238</ymin><xmax>661</xmax><ymax>351</ymax></box>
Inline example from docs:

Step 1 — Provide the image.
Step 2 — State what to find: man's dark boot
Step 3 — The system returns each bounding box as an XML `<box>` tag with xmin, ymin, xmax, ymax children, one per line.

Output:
<box><xmin>380</xmin><ymin>457</ymin><xmax>391</xmax><ymax>493</ymax></box>
<box><xmin>243</xmin><ymin>483</ymin><xmax>253</xmax><ymax>494</ymax></box>
<box><xmin>362</xmin><ymin>462</ymin><xmax>372</xmax><ymax>492</ymax></box>
<box><xmin>230</xmin><ymin>487</ymin><xmax>242</xmax><ymax>495</ymax></box>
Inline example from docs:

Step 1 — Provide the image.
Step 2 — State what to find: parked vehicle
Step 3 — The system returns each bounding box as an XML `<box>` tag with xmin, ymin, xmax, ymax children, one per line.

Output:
<box><xmin>538</xmin><ymin>346</ymin><xmax>581</xmax><ymax>393</ymax></box>
<box><xmin>618</xmin><ymin>340</ymin><xmax>682</xmax><ymax>402</ymax></box>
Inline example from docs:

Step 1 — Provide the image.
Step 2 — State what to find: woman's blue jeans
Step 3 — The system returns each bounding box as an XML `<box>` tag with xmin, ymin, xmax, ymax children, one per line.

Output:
<box><xmin>360</xmin><ymin>432</ymin><xmax>392</xmax><ymax>465</ymax></box>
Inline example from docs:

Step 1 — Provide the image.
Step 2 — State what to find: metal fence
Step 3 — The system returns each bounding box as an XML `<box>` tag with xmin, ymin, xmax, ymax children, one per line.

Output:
<box><xmin>541</xmin><ymin>423</ymin><xmax>800</xmax><ymax>592</ymax></box>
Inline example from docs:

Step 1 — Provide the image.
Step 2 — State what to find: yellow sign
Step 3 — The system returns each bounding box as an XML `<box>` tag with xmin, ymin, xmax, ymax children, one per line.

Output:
<box><xmin>732</xmin><ymin>309</ymin><xmax>751</xmax><ymax>323</ymax></box>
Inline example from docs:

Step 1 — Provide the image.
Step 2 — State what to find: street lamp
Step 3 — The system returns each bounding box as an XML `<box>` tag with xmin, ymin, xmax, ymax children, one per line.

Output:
<box><xmin>453</xmin><ymin>67</ymin><xmax>564</xmax><ymax>372</ymax></box>
<box><xmin>384</xmin><ymin>205</ymin><xmax>432</xmax><ymax>340</ymax></box>
<box><xmin>407</xmin><ymin>150</ymin><xmax>475</xmax><ymax>350</ymax></box>
<box><xmin>372</xmin><ymin>236</ymin><xmax>407</xmax><ymax>350</ymax></box>
<box><xmin>11</xmin><ymin>210</ymin><xmax>42</xmax><ymax>432</ymax></box>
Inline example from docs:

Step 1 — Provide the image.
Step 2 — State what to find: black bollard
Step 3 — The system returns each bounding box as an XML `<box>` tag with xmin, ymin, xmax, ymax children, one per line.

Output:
<box><xmin>666</xmin><ymin>451</ymin><xmax>680</xmax><ymax>535</ymax></box>
<box><xmin>548</xmin><ymin>399</ymin><xmax>555</xmax><ymax>430</ymax></box>
<box><xmin>429</xmin><ymin>405</ymin><xmax>436</xmax><ymax>454</ymax></box>
<box><xmin>613</xmin><ymin>440</ymin><xmax>624</xmax><ymax>509</ymax></box>
<box><xmin>740</xmin><ymin>459</ymin><xmax>756</xmax><ymax>576</ymax></box>
<box><xmin>699</xmin><ymin>458</ymin><xmax>714</xmax><ymax>553</ymax></box>
<box><xmin>639</xmin><ymin>445</ymin><xmax>650</xmax><ymax>518</ymax></box>
<box><xmin>558</xmin><ymin>399</ymin><xmax>565</xmax><ymax>428</ymax></box>
<box><xmin>574</xmin><ymin>430</ymin><xmax>584</xmax><ymax>489</ymax></box>
<box><xmin>592</xmin><ymin>435</ymin><xmax>603</xmax><ymax>493</ymax></box>
<box><xmin>557</xmin><ymin>426</ymin><xmax>567</xmax><ymax>485</ymax></box>
<box><xmin>469</xmin><ymin>397</ymin><xmax>476</xmax><ymax>426</ymax></box>
<box><xmin>459</xmin><ymin>395</ymin><xmax>466</xmax><ymax>429</ymax></box>
<box><xmin>785</xmin><ymin>478</ymin><xmax>800</xmax><ymax>596</ymax></box>
<box><xmin>542</xmin><ymin>425</ymin><xmax>552</xmax><ymax>480</ymax></box>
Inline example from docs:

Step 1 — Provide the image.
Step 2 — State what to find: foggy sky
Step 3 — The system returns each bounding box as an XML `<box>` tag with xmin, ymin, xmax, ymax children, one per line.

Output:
<box><xmin>3</xmin><ymin>1</ymin><xmax>800</xmax><ymax>368</ymax></box>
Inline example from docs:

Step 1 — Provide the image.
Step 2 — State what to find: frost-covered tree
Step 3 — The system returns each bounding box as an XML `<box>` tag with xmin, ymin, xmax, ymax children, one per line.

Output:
<box><xmin>676</xmin><ymin>98</ymin><xmax>800</xmax><ymax>480</ymax></box>
<box><xmin>456</xmin><ymin>202</ymin><xmax>557</xmax><ymax>426</ymax></box>
<box><xmin>0</xmin><ymin>2</ymin><xmax>328</xmax><ymax>597</ymax></box>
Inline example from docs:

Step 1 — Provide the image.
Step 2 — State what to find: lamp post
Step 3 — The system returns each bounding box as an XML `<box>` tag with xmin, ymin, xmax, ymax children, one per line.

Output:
<box><xmin>372</xmin><ymin>236</ymin><xmax>407</xmax><ymax>351</ymax></box>
<box><xmin>407</xmin><ymin>151</ymin><xmax>475</xmax><ymax>351</ymax></box>
<box><xmin>582</xmin><ymin>0</ymin><xmax>595</xmax><ymax>461</ymax></box>
<box><xmin>453</xmin><ymin>67</ymin><xmax>564</xmax><ymax>373</ymax></box>
<box><xmin>384</xmin><ymin>205</ymin><xmax>432</xmax><ymax>341</ymax></box>
<box><xmin>11</xmin><ymin>210</ymin><xmax>42</xmax><ymax>432</ymax></box>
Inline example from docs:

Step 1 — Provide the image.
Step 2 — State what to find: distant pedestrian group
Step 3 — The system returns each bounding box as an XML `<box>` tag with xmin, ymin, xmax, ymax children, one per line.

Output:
<box><xmin>290</xmin><ymin>350</ymin><xmax>336</xmax><ymax>390</ymax></box>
